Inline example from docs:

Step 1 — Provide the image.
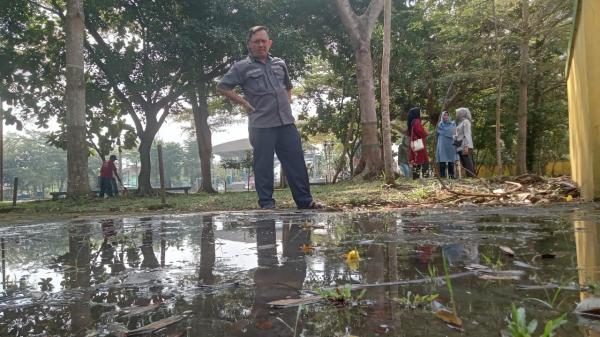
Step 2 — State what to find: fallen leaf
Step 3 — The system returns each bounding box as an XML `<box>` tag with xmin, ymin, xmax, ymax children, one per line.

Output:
<box><xmin>478</xmin><ymin>270</ymin><xmax>525</xmax><ymax>281</ymax></box>
<box><xmin>347</xmin><ymin>259</ymin><xmax>360</xmax><ymax>271</ymax></box>
<box><xmin>255</xmin><ymin>320</ymin><xmax>273</xmax><ymax>330</ymax></box>
<box><xmin>345</xmin><ymin>249</ymin><xmax>361</xmax><ymax>262</ymax></box>
<box><xmin>126</xmin><ymin>315</ymin><xmax>183</xmax><ymax>336</ymax></box>
<box><xmin>499</xmin><ymin>245</ymin><xmax>515</xmax><ymax>257</ymax></box>
<box><xmin>268</xmin><ymin>296</ymin><xmax>322</xmax><ymax>308</ymax></box>
<box><xmin>565</xmin><ymin>195</ymin><xmax>573</xmax><ymax>202</ymax></box>
<box><xmin>541</xmin><ymin>253</ymin><xmax>557</xmax><ymax>259</ymax></box>
<box><xmin>301</xmin><ymin>222</ymin><xmax>325</xmax><ymax>230</ymax></box>
<box><xmin>300</xmin><ymin>244</ymin><xmax>315</xmax><ymax>253</ymax></box>
<box><xmin>434</xmin><ymin>308</ymin><xmax>463</xmax><ymax>328</ymax></box>
<box><xmin>513</xmin><ymin>260</ymin><xmax>539</xmax><ymax>270</ymax></box>
<box><xmin>466</xmin><ymin>263</ymin><xmax>490</xmax><ymax>271</ymax></box>
<box><xmin>121</xmin><ymin>304</ymin><xmax>161</xmax><ymax>318</ymax></box>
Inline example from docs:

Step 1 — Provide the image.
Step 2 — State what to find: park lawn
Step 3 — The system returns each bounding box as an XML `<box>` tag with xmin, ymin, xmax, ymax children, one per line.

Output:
<box><xmin>0</xmin><ymin>179</ymin><xmax>439</xmax><ymax>223</ymax></box>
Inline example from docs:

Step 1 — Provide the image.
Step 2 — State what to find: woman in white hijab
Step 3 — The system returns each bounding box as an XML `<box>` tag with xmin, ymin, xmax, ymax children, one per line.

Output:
<box><xmin>454</xmin><ymin>107</ymin><xmax>476</xmax><ymax>177</ymax></box>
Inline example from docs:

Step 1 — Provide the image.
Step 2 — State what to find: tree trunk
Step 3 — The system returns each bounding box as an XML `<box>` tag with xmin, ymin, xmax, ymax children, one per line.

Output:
<box><xmin>137</xmin><ymin>132</ymin><xmax>156</xmax><ymax>196</ymax></box>
<box><xmin>356</xmin><ymin>45</ymin><xmax>384</xmax><ymax>178</ymax></box>
<box><xmin>380</xmin><ymin>0</ymin><xmax>394</xmax><ymax>185</ymax></box>
<box><xmin>492</xmin><ymin>0</ymin><xmax>503</xmax><ymax>177</ymax></box>
<box><xmin>65</xmin><ymin>0</ymin><xmax>90</xmax><ymax>196</ymax></box>
<box><xmin>334</xmin><ymin>0</ymin><xmax>384</xmax><ymax>179</ymax></box>
<box><xmin>190</xmin><ymin>87</ymin><xmax>216</xmax><ymax>194</ymax></box>
<box><xmin>516</xmin><ymin>0</ymin><xmax>529</xmax><ymax>175</ymax></box>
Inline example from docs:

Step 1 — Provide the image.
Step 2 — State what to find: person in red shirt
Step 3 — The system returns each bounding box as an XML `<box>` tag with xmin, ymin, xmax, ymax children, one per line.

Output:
<box><xmin>407</xmin><ymin>107</ymin><xmax>430</xmax><ymax>179</ymax></box>
<box><xmin>99</xmin><ymin>155</ymin><xmax>122</xmax><ymax>197</ymax></box>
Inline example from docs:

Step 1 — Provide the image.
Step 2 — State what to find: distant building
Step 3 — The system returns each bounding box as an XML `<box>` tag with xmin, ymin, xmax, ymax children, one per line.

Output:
<box><xmin>566</xmin><ymin>0</ymin><xmax>600</xmax><ymax>201</ymax></box>
<box><xmin>212</xmin><ymin>138</ymin><xmax>320</xmax><ymax>189</ymax></box>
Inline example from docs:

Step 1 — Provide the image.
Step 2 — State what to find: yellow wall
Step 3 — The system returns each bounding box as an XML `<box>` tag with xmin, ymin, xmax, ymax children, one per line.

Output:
<box><xmin>476</xmin><ymin>161</ymin><xmax>571</xmax><ymax>178</ymax></box>
<box><xmin>567</xmin><ymin>0</ymin><xmax>600</xmax><ymax>201</ymax></box>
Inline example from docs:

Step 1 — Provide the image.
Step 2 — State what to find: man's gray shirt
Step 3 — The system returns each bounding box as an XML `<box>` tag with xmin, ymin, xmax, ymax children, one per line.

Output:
<box><xmin>218</xmin><ymin>54</ymin><xmax>294</xmax><ymax>128</ymax></box>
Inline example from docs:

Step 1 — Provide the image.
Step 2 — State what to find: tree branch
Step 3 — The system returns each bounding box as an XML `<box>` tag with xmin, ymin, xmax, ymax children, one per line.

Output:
<box><xmin>363</xmin><ymin>0</ymin><xmax>384</xmax><ymax>38</ymax></box>
<box><xmin>334</xmin><ymin>0</ymin><xmax>361</xmax><ymax>44</ymax></box>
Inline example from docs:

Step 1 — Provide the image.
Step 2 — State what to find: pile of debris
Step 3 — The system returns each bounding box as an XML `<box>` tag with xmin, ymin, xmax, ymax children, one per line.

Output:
<box><xmin>436</xmin><ymin>174</ymin><xmax>579</xmax><ymax>205</ymax></box>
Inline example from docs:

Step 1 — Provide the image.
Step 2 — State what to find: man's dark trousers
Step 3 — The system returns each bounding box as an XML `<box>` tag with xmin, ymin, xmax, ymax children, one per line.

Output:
<box><xmin>250</xmin><ymin>124</ymin><xmax>312</xmax><ymax>208</ymax></box>
<box><xmin>99</xmin><ymin>177</ymin><xmax>114</xmax><ymax>198</ymax></box>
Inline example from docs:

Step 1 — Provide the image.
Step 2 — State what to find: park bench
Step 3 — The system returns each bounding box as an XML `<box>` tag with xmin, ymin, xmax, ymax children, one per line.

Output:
<box><xmin>164</xmin><ymin>186</ymin><xmax>191</xmax><ymax>194</ymax></box>
<box><xmin>50</xmin><ymin>190</ymin><xmax>100</xmax><ymax>200</ymax></box>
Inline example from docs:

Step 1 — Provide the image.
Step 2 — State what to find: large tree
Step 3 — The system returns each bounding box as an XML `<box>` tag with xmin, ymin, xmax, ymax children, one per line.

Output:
<box><xmin>334</xmin><ymin>0</ymin><xmax>384</xmax><ymax>179</ymax></box>
<box><xmin>65</xmin><ymin>0</ymin><xmax>90</xmax><ymax>196</ymax></box>
<box><xmin>76</xmin><ymin>0</ymin><xmax>191</xmax><ymax>195</ymax></box>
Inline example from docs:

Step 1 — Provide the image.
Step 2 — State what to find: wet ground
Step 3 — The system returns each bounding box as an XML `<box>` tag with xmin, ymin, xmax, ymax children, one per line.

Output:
<box><xmin>1</xmin><ymin>203</ymin><xmax>600</xmax><ymax>336</ymax></box>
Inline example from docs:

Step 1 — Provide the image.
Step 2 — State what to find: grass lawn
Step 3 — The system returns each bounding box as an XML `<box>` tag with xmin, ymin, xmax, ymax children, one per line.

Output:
<box><xmin>0</xmin><ymin>180</ymin><xmax>439</xmax><ymax>223</ymax></box>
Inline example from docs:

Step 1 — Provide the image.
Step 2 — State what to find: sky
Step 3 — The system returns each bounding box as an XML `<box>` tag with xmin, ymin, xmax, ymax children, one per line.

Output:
<box><xmin>156</xmin><ymin>118</ymin><xmax>249</xmax><ymax>146</ymax></box>
<box><xmin>4</xmin><ymin>112</ymin><xmax>250</xmax><ymax>147</ymax></box>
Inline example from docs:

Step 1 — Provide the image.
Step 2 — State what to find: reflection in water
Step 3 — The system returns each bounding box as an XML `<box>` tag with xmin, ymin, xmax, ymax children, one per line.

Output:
<box><xmin>2</xmin><ymin>237</ymin><xmax>5</xmax><ymax>290</ymax></box>
<box><xmin>1</xmin><ymin>206</ymin><xmax>599</xmax><ymax>336</ymax></box>
<box><xmin>245</xmin><ymin>219</ymin><xmax>309</xmax><ymax>337</ymax></box>
<box><xmin>140</xmin><ymin>223</ymin><xmax>159</xmax><ymax>269</ymax></box>
<box><xmin>199</xmin><ymin>215</ymin><xmax>216</xmax><ymax>285</ymax></box>
<box><xmin>67</xmin><ymin>223</ymin><xmax>92</xmax><ymax>337</ymax></box>
<box><xmin>575</xmin><ymin>219</ymin><xmax>600</xmax><ymax>336</ymax></box>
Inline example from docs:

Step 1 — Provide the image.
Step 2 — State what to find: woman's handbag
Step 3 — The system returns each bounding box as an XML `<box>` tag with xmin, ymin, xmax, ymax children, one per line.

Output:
<box><xmin>453</xmin><ymin>122</ymin><xmax>463</xmax><ymax>147</ymax></box>
<box><xmin>410</xmin><ymin>122</ymin><xmax>425</xmax><ymax>152</ymax></box>
<box><xmin>411</xmin><ymin>138</ymin><xmax>425</xmax><ymax>152</ymax></box>
<box><xmin>453</xmin><ymin>138</ymin><xmax>462</xmax><ymax>148</ymax></box>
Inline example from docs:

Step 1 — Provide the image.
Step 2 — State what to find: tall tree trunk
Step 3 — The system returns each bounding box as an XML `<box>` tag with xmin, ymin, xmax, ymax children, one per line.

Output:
<box><xmin>516</xmin><ymin>0</ymin><xmax>529</xmax><ymax>175</ymax></box>
<box><xmin>380</xmin><ymin>0</ymin><xmax>394</xmax><ymax>185</ymax></box>
<box><xmin>190</xmin><ymin>86</ymin><xmax>216</xmax><ymax>194</ymax></box>
<box><xmin>65</xmin><ymin>0</ymin><xmax>90</xmax><ymax>196</ymax></box>
<box><xmin>335</xmin><ymin>0</ymin><xmax>384</xmax><ymax>179</ymax></box>
<box><xmin>137</xmin><ymin>130</ymin><xmax>157</xmax><ymax>196</ymax></box>
<box><xmin>492</xmin><ymin>0</ymin><xmax>503</xmax><ymax>176</ymax></box>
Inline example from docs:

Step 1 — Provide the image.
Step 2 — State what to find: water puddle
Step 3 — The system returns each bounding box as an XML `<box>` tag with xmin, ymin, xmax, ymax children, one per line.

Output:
<box><xmin>1</xmin><ymin>204</ymin><xmax>600</xmax><ymax>336</ymax></box>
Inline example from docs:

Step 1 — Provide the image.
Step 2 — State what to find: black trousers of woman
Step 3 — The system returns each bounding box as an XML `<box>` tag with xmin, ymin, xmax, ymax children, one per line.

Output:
<box><xmin>458</xmin><ymin>151</ymin><xmax>476</xmax><ymax>177</ymax></box>
<box><xmin>412</xmin><ymin>162</ymin><xmax>430</xmax><ymax>179</ymax></box>
<box><xmin>438</xmin><ymin>162</ymin><xmax>455</xmax><ymax>178</ymax></box>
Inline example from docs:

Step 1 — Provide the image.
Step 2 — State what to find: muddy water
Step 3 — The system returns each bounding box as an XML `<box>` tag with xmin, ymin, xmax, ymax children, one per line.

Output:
<box><xmin>0</xmin><ymin>203</ymin><xmax>599</xmax><ymax>336</ymax></box>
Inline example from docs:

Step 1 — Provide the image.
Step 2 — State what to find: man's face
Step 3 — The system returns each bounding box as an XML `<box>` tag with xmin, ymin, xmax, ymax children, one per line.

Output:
<box><xmin>248</xmin><ymin>30</ymin><xmax>272</xmax><ymax>59</ymax></box>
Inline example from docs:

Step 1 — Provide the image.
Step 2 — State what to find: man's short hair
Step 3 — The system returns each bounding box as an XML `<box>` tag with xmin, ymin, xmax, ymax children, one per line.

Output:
<box><xmin>247</xmin><ymin>26</ymin><xmax>269</xmax><ymax>43</ymax></box>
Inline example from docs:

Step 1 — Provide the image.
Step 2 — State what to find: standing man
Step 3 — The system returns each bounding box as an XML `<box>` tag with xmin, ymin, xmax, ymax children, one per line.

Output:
<box><xmin>99</xmin><ymin>155</ymin><xmax>123</xmax><ymax>198</ymax></box>
<box><xmin>218</xmin><ymin>26</ymin><xmax>320</xmax><ymax>209</ymax></box>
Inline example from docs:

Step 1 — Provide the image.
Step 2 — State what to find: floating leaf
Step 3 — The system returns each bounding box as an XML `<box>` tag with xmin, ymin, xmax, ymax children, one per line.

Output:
<box><xmin>478</xmin><ymin>270</ymin><xmax>525</xmax><ymax>281</ymax></box>
<box><xmin>575</xmin><ymin>297</ymin><xmax>600</xmax><ymax>316</ymax></box>
<box><xmin>434</xmin><ymin>308</ymin><xmax>463</xmax><ymax>329</ymax></box>
<box><xmin>344</xmin><ymin>249</ymin><xmax>361</xmax><ymax>270</ymax></box>
<box><xmin>268</xmin><ymin>296</ymin><xmax>322</xmax><ymax>308</ymax></box>
<box><xmin>465</xmin><ymin>263</ymin><xmax>490</xmax><ymax>271</ymax></box>
<box><xmin>513</xmin><ymin>260</ymin><xmax>539</xmax><ymax>270</ymax></box>
<box><xmin>499</xmin><ymin>245</ymin><xmax>515</xmax><ymax>257</ymax></box>
<box><xmin>565</xmin><ymin>195</ymin><xmax>573</xmax><ymax>202</ymax></box>
<box><xmin>255</xmin><ymin>320</ymin><xmax>273</xmax><ymax>330</ymax></box>
<box><xmin>345</xmin><ymin>249</ymin><xmax>361</xmax><ymax>262</ymax></box>
<box><xmin>300</xmin><ymin>244</ymin><xmax>315</xmax><ymax>253</ymax></box>
<box><xmin>127</xmin><ymin>315</ymin><xmax>183</xmax><ymax>336</ymax></box>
